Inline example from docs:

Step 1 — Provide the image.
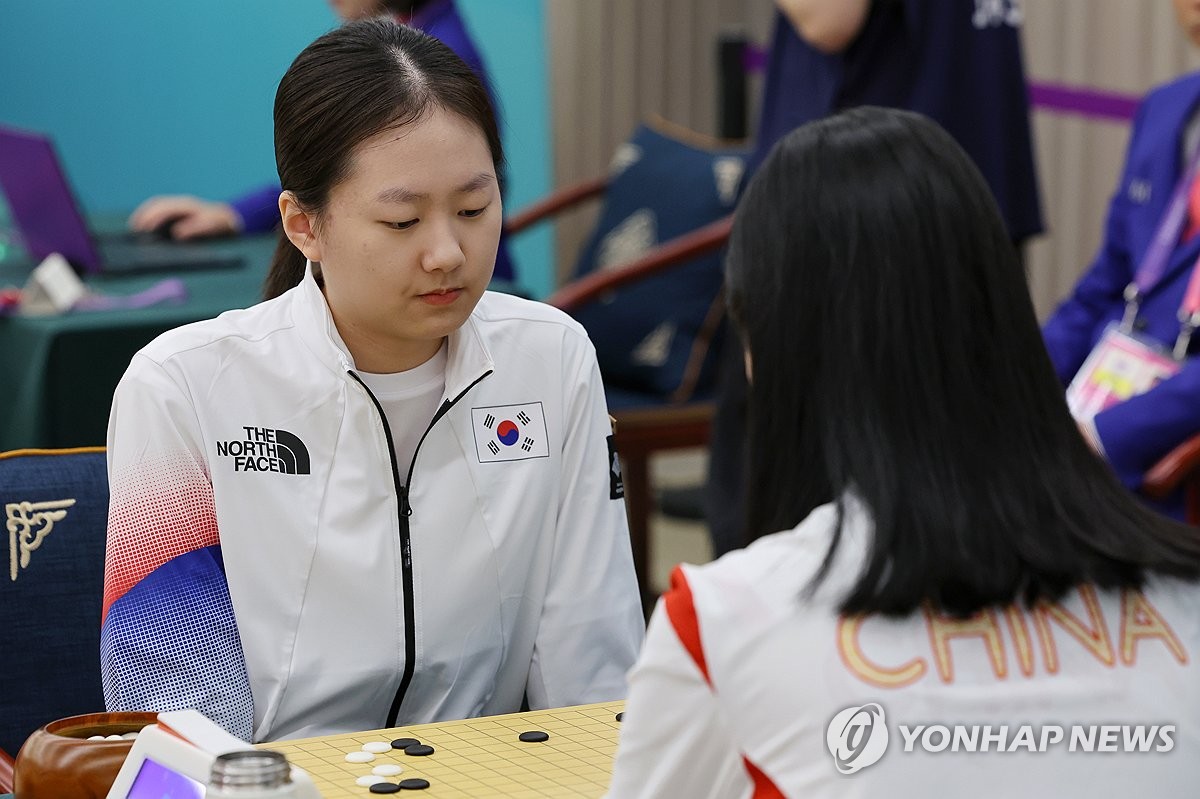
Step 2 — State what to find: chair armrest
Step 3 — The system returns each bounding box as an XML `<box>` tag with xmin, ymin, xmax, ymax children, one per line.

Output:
<box><xmin>503</xmin><ymin>175</ymin><xmax>611</xmax><ymax>235</ymax></box>
<box><xmin>1142</xmin><ymin>432</ymin><xmax>1200</xmax><ymax>499</ymax></box>
<box><xmin>546</xmin><ymin>215</ymin><xmax>734</xmax><ymax>313</ymax></box>
<box><xmin>0</xmin><ymin>745</ymin><xmax>14</xmax><ymax>794</ymax></box>
<box><xmin>612</xmin><ymin>403</ymin><xmax>714</xmax><ymax>454</ymax></box>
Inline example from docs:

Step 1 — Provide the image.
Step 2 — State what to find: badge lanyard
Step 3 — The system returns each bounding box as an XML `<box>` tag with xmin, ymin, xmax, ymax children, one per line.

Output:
<box><xmin>1121</xmin><ymin>143</ymin><xmax>1200</xmax><ymax>359</ymax></box>
<box><xmin>1065</xmin><ymin>146</ymin><xmax>1200</xmax><ymax>422</ymax></box>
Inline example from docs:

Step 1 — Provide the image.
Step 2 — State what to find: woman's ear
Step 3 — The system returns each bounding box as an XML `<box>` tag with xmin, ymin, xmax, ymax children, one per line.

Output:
<box><xmin>279</xmin><ymin>191</ymin><xmax>322</xmax><ymax>262</ymax></box>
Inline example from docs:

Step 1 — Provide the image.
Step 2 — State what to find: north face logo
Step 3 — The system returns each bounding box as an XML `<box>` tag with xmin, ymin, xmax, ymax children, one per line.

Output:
<box><xmin>216</xmin><ymin>427</ymin><xmax>310</xmax><ymax>474</ymax></box>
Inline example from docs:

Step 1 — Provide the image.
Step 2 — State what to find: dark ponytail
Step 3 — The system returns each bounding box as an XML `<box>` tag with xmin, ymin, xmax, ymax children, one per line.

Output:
<box><xmin>260</xmin><ymin>17</ymin><xmax>504</xmax><ymax>300</ymax></box>
<box><xmin>263</xmin><ymin>231</ymin><xmax>309</xmax><ymax>300</ymax></box>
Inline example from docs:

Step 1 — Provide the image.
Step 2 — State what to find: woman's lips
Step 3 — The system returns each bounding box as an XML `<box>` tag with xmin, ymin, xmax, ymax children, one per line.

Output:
<box><xmin>418</xmin><ymin>288</ymin><xmax>463</xmax><ymax>306</ymax></box>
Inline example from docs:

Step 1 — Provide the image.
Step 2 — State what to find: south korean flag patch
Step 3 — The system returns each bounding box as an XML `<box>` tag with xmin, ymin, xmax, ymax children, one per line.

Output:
<box><xmin>472</xmin><ymin>402</ymin><xmax>551</xmax><ymax>463</ymax></box>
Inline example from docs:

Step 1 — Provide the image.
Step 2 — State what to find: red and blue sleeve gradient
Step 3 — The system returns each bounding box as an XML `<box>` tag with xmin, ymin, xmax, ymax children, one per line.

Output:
<box><xmin>100</xmin><ymin>454</ymin><xmax>254</xmax><ymax>740</ymax></box>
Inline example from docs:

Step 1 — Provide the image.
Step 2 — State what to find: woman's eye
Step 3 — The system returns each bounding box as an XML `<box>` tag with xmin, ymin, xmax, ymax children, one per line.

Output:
<box><xmin>460</xmin><ymin>207</ymin><xmax>487</xmax><ymax>218</ymax></box>
<box><xmin>387</xmin><ymin>219</ymin><xmax>418</xmax><ymax>230</ymax></box>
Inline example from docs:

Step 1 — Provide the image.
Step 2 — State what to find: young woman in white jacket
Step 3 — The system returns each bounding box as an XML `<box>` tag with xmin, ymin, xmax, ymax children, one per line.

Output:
<box><xmin>606</xmin><ymin>107</ymin><xmax>1200</xmax><ymax>798</ymax></box>
<box><xmin>101</xmin><ymin>19</ymin><xmax>644</xmax><ymax>743</ymax></box>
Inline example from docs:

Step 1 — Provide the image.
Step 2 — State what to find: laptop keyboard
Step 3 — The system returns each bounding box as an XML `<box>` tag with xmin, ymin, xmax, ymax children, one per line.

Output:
<box><xmin>96</xmin><ymin>239</ymin><xmax>244</xmax><ymax>274</ymax></box>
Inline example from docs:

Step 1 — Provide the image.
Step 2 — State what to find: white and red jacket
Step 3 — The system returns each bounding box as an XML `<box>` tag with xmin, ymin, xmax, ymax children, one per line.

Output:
<box><xmin>608</xmin><ymin>497</ymin><xmax>1200</xmax><ymax>798</ymax></box>
<box><xmin>102</xmin><ymin>267</ymin><xmax>644</xmax><ymax>742</ymax></box>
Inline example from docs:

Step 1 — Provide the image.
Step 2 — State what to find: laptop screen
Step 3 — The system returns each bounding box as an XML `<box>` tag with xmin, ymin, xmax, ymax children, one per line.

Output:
<box><xmin>0</xmin><ymin>125</ymin><xmax>103</xmax><ymax>273</ymax></box>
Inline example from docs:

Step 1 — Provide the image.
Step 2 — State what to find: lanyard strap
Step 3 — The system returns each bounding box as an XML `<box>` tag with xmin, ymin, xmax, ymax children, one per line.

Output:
<box><xmin>1114</xmin><ymin>142</ymin><xmax>1200</xmax><ymax>357</ymax></box>
<box><xmin>1122</xmin><ymin>143</ymin><xmax>1200</xmax><ymax>335</ymax></box>
<box><xmin>1131</xmin><ymin>144</ymin><xmax>1200</xmax><ymax>296</ymax></box>
<box><xmin>1172</xmin><ymin>255</ymin><xmax>1200</xmax><ymax>357</ymax></box>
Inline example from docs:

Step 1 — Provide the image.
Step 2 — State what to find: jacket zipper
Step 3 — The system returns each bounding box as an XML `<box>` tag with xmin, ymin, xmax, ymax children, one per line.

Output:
<box><xmin>349</xmin><ymin>368</ymin><xmax>492</xmax><ymax>728</ymax></box>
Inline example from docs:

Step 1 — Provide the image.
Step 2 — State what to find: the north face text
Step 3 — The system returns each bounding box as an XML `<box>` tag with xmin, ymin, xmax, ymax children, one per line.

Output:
<box><xmin>216</xmin><ymin>427</ymin><xmax>311</xmax><ymax>474</ymax></box>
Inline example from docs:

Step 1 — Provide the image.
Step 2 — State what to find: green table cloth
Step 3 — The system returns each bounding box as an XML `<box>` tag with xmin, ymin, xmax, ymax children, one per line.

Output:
<box><xmin>0</xmin><ymin>234</ymin><xmax>275</xmax><ymax>451</ymax></box>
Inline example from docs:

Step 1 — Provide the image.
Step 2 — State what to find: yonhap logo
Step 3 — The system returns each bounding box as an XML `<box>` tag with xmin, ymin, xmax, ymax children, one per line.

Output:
<box><xmin>216</xmin><ymin>427</ymin><xmax>310</xmax><ymax>474</ymax></box>
<box><xmin>823</xmin><ymin>701</ymin><xmax>1176</xmax><ymax>772</ymax></box>
<box><xmin>827</xmin><ymin>703</ymin><xmax>889</xmax><ymax>774</ymax></box>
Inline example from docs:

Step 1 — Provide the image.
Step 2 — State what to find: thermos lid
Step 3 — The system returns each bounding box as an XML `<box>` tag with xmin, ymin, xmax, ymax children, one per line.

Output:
<box><xmin>209</xmin><ymin>750</ymin><xmax>292</xmax><ymax>790</ymax></box>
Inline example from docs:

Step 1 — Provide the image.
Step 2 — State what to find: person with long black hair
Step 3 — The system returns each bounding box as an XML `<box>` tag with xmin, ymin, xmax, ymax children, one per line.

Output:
<box><xmin>606</xmin><ymin>107</ymin><xmax>1200</xmax><ymax>798</ymax></box>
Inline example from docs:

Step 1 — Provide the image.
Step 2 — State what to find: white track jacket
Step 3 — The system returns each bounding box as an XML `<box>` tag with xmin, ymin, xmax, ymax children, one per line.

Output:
<box><xmin>608</xmin><ymin>497</ymin><xmax>1200</xmax><ymax>798</ymax></box>
<box><xmin>102</xmin><ymin>268</ymin><xmax>644</xmax><ymax>742</ymax></box>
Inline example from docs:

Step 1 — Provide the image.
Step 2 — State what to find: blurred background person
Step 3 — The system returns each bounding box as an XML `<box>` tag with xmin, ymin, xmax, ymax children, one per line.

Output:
<box><xmin>126</xmin><ymin>0</ymin><xmax>516</xmax><ymax>282</ymax></box>
<box><xmin>1042</xmin><ymin>0</ymin><xmax>1200</xmax><ymax>519</ymax></box>
<box><xmin>696</xmin><ymin>0</ymin><xmax>1044</xmax><ymax>558</ymax></box>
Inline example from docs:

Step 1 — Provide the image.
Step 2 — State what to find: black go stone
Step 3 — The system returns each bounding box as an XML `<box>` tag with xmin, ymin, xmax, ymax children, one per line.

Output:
<box><xmin>404</xmin><ymin>743</ymin><xmax>436</xmax><ymax>756</ymax></box>
<box><xmin>368</xmin><ymin>783</ymin><xmax>401</xmax><ymax>794</ymax></box>
<box><xmin>398</xmin><ymin>778</ymin><xmax>431</xmax><ymax>790</ymax></box>
<box><xmin>615</xmin><ymin>712</ymin><xmax>624</xmax><ymax>722</ymax></box>
<box><xmin>390</xmin><ymin>737</ymin><xmax>420</xmax><ymax>749</ymax></box>
<box><xmin>518</xmin><ymin>730</ymin><xmax>550</xmax><ymax>743</ymax></box>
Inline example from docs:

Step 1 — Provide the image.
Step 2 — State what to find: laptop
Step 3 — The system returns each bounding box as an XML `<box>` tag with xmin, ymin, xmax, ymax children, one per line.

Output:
<box><xmin>0</xmin><ymin>124</ymin><xmax>244</xmax><ymax>275</ymax></box>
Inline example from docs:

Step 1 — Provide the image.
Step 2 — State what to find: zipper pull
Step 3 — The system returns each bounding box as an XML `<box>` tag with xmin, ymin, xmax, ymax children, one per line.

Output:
<box><xmin>399</xmin><ymin>485</ymin><xmax>413</xmax><ymax>517</ymax></box>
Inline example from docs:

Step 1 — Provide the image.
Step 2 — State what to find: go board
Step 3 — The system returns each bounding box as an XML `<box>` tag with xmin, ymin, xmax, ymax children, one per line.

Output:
<box><xmin>264</xmin><ymin>701</ymin><xmax>626</xmax><ymax>798</ymax></box>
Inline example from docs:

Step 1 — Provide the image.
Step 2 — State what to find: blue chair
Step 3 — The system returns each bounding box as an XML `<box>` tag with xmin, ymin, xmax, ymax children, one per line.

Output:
<box><xmin>0</xmin><ymin>447</ymin><xmax>108</xmax><ymax>778</ymax></box>
<box><xmin>506</xmin><ymin>119</ymin><xmax>743</xmax><ymax>610</ymax></box>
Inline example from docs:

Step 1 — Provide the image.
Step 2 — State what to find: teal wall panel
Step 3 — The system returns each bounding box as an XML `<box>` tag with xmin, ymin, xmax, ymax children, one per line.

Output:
<box><xmin>0</xmin><ymin>0</ymin><xmax>552</xmax><ymax>294</ymax></box>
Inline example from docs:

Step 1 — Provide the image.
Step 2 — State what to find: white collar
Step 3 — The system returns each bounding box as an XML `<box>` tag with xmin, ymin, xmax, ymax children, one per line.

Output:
<box><xmin>290</xmin><ymin>261</ymin><xmax>494</xmax><ymax>399</ymax></box>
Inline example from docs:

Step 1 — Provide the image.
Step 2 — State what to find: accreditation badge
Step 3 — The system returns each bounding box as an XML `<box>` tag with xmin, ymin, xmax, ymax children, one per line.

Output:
<box><xmin>1065</xmin><ymin>324</ymin><xmax>1181</xmax><ymax>422</ymax></box>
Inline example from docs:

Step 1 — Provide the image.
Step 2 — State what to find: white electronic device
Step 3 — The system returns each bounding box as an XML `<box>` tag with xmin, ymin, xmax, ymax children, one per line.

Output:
<box><xmin>105</xmin><ymin>710</ymin><xmax>321</xmax><ymax>799</ymax></box>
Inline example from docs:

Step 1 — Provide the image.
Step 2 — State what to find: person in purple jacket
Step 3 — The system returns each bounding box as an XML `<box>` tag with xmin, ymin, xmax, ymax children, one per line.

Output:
<box><xmin>1042</xmin><ymin>0</ymin><xmax>1200</xmax><ymax>519</ymax></box>
<box><xmin>127</xmin><ymin>0</ymin><xmax>516</xmax><ymax>282</ymax></box>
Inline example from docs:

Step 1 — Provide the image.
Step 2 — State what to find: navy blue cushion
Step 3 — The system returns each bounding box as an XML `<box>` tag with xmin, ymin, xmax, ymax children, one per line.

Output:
<box><xmin>0</xmin><ymin>449</ymin><xmax>108</xmax><ymax>756</ymax></box>
<box><xmin>570</xmin><ymin>123</ymin><xmax>748</xmax><ymax>401</ymax></box>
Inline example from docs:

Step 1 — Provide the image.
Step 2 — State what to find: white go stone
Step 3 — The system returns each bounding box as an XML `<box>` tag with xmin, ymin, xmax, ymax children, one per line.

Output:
<box><xmin>361</xmin><ymin>741</ymin><xmax>392</xmax><ymax>754</ymax></box>
<box><xmin>344</xmin><ymin>751</ymin><xmax>375</xmax><ymax>763</ymax></box>
<box><xmin>356</xmin><ymin>775</ymin><xmax>387</xmax><ymax>787</ymax></box>
<box><xmin>372</xmin><ymin>764</ymin><xmax>403</xmax><ymax>777</ymax></box>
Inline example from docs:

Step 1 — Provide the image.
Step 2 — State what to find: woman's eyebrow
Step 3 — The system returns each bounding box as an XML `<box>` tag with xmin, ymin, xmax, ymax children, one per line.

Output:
<box><xmin>375</xmin><ymin>172</ymin><xmax>496</xmax><ymax>204</ymax></box>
